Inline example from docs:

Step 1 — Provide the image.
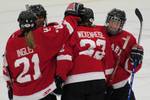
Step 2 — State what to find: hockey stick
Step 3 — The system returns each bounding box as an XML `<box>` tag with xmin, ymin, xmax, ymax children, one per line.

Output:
<box><xmin>135</xmin><ymin>8</ymin><xmax>143</xmax><ymax>45</ymax></box>
<box><xmin>3</xmin><ymin>54</ymin><xmax>13</xmax><ymax>100</ymax></box>
<box><xmin>128</xmin><ymin>8</ymin><xmax>143</xmax><ymax>100</ymax></box>
<box><xmin>7</xmin><ymin>66</ymin><xmax>13</xmax><ymax>100</ymax></box>
<box><xmin>109</xmin><ymin>35</ymin><xmax>130</xmax><ymax>83</ymax></box>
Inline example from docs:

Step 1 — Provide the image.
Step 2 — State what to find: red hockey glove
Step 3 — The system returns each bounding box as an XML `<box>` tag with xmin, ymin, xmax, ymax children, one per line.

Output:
<box><xmin>64</xmin><ymin>2</ymin><xmax>84</xmax><ymax>17</ymax></box>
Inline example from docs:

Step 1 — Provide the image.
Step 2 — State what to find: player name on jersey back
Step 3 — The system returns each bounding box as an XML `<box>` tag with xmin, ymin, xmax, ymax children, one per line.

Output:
<box><xmin>17</xmin><ymin>47</ymin><xmax>34</xmax><ymax>57</ymax></box>
<box><xmin>77</xmin><ymin>31</ymin><xmax>105</xmax><ymax>39</ymax></box>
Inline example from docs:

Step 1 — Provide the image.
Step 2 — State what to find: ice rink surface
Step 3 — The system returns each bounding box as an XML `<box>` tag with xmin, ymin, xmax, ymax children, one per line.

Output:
<box><xmin>0</xmin><ymin>0</ymin><xmax>150</xmax><ymax>100</ymax></box>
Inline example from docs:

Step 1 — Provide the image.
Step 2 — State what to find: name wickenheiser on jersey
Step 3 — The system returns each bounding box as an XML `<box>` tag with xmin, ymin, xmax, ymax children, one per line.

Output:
<box><xmin>77</xmin><ymin>31</ymin><xmax>105</xmax><ymax>39</ymax></box>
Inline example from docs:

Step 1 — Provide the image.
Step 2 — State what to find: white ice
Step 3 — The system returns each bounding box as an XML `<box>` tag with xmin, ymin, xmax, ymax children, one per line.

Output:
<box><xmin>0</xmin><ymin>0</ymin><xmax>150</xmax><ymax>100</ymax></box>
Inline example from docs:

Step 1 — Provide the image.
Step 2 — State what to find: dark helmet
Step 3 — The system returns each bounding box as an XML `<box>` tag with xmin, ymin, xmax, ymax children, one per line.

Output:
<box><xmin>105</xmin><ymin>8</ymin><xmax>126</xmax><ymax>35</ymax></box>
<box><xmin>17</xmin><ymin>10</ymin><xmax>37</xmax><ymax>34</ymax></box>
<box><xmin>28</xmin><ymin>4</ymin><xmax>47</xmax><ymax>19</ymax></box>
<box><xmin>79</xmin><ymin>7</ymin><xmax>94</xmax><ymax>26</ymax></box>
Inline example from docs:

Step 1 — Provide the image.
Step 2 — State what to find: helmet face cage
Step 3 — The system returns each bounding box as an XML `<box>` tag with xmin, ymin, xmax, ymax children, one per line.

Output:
<box><xmin>106</xmin><ymin>8</ymin><xmax>126</xmax><ymax>35</ymax></box>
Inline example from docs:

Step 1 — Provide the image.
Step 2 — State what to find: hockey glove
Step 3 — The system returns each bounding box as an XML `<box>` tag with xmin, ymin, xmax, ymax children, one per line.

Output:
<box><xmin>64</xmin><ymin>2</ymin><xmax>84</xmax><ymax>17</ymax></box>
<box><xmin>129</xmin><ymin>44</ymin><xmax>144</xmax><ymax>65</ymax></box>
<box><xmin>53</xmin><ymin>76</ymin><xmax>64</xmax><ymax>95</ymax></box>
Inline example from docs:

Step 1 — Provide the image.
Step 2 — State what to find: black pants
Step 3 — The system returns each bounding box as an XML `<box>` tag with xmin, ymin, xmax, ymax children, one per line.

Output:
<box><xmin>105</xmin><ymin>82</ymin><xmax>135</xmax><ymax>100</ymax></box>
<box><xmin>61</xmin><ymin>79</ymin><xmax>106</xmax><ymax>100</ymax></box>
<box><xmin>40</xmin><ymin>93</ymin><xmax>57</xmax><ymax>100</ymax></box>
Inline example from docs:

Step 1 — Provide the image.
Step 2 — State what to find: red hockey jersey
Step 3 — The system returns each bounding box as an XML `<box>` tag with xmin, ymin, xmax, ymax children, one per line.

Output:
<box><xmin>56</xmin><ymin>25</ymin><xmax>114</xmax><ymax>84</ymax></box>
<box><xmin>102</xmin><ymin>26</ymin><xmax>142</xmax><ymax>89</ymax></box>
<box><xmin>3</xmin><ymin>15</ymin><xmax>79</xmax><ymax>100</ymax></box>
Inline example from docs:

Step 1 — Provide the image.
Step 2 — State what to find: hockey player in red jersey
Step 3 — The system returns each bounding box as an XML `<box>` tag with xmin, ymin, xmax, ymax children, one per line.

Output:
<box><xmin>27</xmin><ymin>4</ymin><xmax>57</xmax><ymax>100</ymax></box>
<box><xmin>56</xmin><ymin>8</ymin><xmax>114</xmax><ymax>100</ymax></box>
<box><xmin>103</xmin><ymin>8</ymin><xmax>144</xmax><ymax>100</ymax></box>
<box><xmin>2</xmin><ymin>2</ymin><xmax>85</xmax><ymax>100</ymax></box>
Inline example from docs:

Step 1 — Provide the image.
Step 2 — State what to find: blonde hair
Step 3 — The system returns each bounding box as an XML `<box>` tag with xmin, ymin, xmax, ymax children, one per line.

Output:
<box><xmin>25</xmin><ymin>31</ymin><xmax>35</xmax><ymax>49</ymax></box>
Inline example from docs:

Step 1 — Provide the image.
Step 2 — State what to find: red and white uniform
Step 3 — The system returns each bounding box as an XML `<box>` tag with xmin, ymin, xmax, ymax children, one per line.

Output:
<box><xmin>102</xmin><ymin>26</ymin><xmax>142</xmax><ymax>89</ymax></box>
<box><xmin>3</xmin><ymin>15</ymin><xmax>79</xmax><ymax>100</ymax></box>
<box><xmin>56</xmin><ymin>25</ymin><xmax>114</xmax><ymax>84</ymax></box>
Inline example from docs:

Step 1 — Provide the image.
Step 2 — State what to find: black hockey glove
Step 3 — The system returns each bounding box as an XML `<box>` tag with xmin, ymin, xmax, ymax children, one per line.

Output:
<box><xmin>53</xmin><ymin>76</ymin><xmax>64</xmax><ymax>95</ymax></box>
<box><xmin>129</xmin><ymin>45</ymin><xmax>144</xmax><ymax>66</ymax></box>
<box><xmin>64</xmin><ymin>2</ymin><xmax>84</xmax><ymax>17</ymax></box>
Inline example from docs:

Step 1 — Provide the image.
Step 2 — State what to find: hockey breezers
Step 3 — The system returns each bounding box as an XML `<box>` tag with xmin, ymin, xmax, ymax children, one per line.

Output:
<box><xmin>128</xmin><ymin>8</ymin><xmax>143</xmax><ymax>100</ymax></box>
